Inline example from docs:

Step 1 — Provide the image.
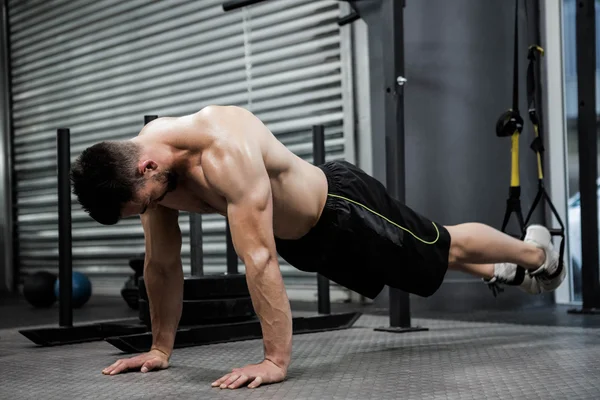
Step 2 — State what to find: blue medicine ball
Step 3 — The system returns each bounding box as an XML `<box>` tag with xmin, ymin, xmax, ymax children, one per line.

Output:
<box><xmin>54</xmin><ymin>271</ymin><xmax>92</xmax><ymax>308</ymax></box>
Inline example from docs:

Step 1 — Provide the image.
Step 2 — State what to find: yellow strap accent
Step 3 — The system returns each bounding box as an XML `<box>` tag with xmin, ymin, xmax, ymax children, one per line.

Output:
<box><xmin>510</xmin><ymin>131</ymin><xmax>520</xmax><ymax>187</ymax></box>
<box><xmin>533</xmin><ymin>124</ymin><xmax>544</xmax><ymax>180</ymax></box>
<box><xmin>327</xmin><ymin>193</ymin><xmax>440</xmax><ymax>245</ymax></box>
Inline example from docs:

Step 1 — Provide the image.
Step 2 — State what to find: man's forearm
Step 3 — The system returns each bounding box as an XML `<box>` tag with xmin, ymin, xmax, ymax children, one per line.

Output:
<box><xmin>145</xmin><ymin>261</ymin><xmax>184</xmax><ymax>357</ymax></box>
<box><xmin>246</xmin><ymin>257</ymin><xmax>293</xmax><ymax>369</ymax></box>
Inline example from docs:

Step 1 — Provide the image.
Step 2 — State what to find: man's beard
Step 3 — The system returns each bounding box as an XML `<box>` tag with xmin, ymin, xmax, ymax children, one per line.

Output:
<box><xmin>154</xmin><ymin>170</ymin><xmax>178</xmax><ymax>200</ymax></box>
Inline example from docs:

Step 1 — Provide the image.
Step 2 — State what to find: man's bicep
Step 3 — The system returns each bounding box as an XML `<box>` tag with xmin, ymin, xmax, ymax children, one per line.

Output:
<box><xmin>141</xmin><ymin>205</ymin><xmax>182</xmax><ymax>266</ymax></box>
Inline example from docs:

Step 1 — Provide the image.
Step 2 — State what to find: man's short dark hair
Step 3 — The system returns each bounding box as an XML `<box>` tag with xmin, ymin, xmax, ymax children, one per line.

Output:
<box><xmin>71</xmin><ymin>140</ymin><xmax>143</xmax><ymax>225</ymax></box>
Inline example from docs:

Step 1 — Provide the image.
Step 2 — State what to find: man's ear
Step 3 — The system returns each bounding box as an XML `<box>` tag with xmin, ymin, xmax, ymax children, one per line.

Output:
<box><xmin>139</xmin><ymin>160</ymin><xmax>158</xmax><ymax>175</ymax></box>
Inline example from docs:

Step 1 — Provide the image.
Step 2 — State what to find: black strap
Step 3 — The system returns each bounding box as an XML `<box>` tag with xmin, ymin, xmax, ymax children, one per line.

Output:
<box><xmin>520</xmin><ymin>0</ymin><xmax>566</xmax><ymax>275</ymax></box>
<box><xmin>511</xmin><ymin>0</ymin><xmax>519</xmax><ymax>113</ymax></box>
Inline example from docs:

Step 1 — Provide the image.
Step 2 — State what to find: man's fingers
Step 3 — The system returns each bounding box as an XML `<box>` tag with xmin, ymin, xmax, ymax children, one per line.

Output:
<box><xmin>102</xmin><ymin>360</ymin><xmax>123</xmax><ymax>375</ymax></box>
<box><xmin>109</xmin><ymin>360</ymin><xmax>131</xmax><ymax>375</ymax></box>
<box><xmin>219</xmin><ymin>374</ymin><xmax>240</xmax><ymax>389</ymax></box>
<box><xmin>212</xmin><ymin>373</ymin><xmax>231</xmax><ymax>387</ymax></box>
<box><xmin>228</xmin><ymin>374</ymin><xmax>250</xmax><ymax>389</ymax></box>
<box><xmin>248</xmin><ymin>376</ymin><xmax>263</xmax><ymax>389</ymax></box>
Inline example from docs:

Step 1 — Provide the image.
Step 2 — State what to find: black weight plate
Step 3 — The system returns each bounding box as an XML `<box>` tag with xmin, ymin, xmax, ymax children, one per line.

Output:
<box><xmin>121</xmin><ymin>287</ymin><xmax>139</xmax><ymax>310</ymax></box>
<box><xmin>138</xmin><ymin>274</ymin><xmax>249</xmax><ymax>301</ymax></box>
<box><xmin>138</xmin><ymin>297</ymin><xmax>256</xmax><ymax>326</ymax></box>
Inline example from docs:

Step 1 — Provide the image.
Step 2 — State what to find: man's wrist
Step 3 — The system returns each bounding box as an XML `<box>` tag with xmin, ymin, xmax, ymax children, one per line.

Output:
<box><xmin>265</xmin><ymin>354</ymin><xmax>290</xmax><ymax>371</ymax></box>
<box><xmin>150</xmin><ymin>346</ymin><xmax>171</xmax><ymax>359</ymax></box>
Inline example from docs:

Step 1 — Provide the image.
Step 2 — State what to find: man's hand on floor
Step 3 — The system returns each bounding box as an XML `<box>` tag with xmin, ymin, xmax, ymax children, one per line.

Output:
<box><xmin>102</xmin><ymin>349</ymin><xmax>170</xmax><ymax>375</ymax></box>
<box><xmin>212</xmin><ymin>359</ymin><xmax>287</xmax><ymax>389</ymax></box>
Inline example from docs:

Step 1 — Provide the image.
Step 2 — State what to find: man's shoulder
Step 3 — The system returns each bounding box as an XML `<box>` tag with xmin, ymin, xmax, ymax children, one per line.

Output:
<box><xmin>197</xmin><ymin>104</ymin><xmax>252</xmax><ymax>118</ymax></box>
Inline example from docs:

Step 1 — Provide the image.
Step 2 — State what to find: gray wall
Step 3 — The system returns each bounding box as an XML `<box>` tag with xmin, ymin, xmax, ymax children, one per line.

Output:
<box><xmin>0</xmin><ymin>0</ymin><xmax>13</xmax><ymax>294</ymax></box>
<box><xmin>364</xmin><ymin>0</ymin><xmax>551</xmax><ymax>308</ymax></box>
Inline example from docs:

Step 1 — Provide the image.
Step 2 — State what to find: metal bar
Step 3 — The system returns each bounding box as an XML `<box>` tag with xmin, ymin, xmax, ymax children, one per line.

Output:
<box><xmin>105</xmin><ymin>312</ymin><xmax>362</xmax><ymax>353</ymax></box>
<box><xmin>575</xmin><ymin>0</ymin><xmax>600</xmax><ymax>309</ymax></box>
<box><xmin>57</xmin><ymin>128</ymin><xmax>72</xmax><ymax>327</ymax></box>
<box><xmin>222</xmin><ymin>0</ymin><xmax>268</xmax><ymax>12</ymax></box>
<box><xmin>313</xmin><ymin>124</ymin><xmax>330</xmax><ymax>315</ymax></box>
<box><xmin>226</xmin><ymin>220</ymin><xmax>238</xmax><ymax>274</ymax></box>
<box><xmin>189</xmin><ymin>214</ymin><xmax>204</xmax><ymax>276</ymax></box>
<box><xmin>381</xmin><ymin>0</ymin><xmax>412</xmax><ymax>328</ymax></box>
<box><xmin>337</xmin><ymin>10</ymin><xmax>360</xmax><ymax>26</ymax></box>
<box><xmin>19</xmin><ymin>318</ymin><xmax>146</xmax><ymax>346</ymax></box>
<box><xmin>144</xmin><ymin>115</ymin><xmax>157</xmax><ymax>125</ymax></box>
<box><xmin>0</xmin><ymin>0</ymin><xmax>14</xmax><ymax>293</ymax></box>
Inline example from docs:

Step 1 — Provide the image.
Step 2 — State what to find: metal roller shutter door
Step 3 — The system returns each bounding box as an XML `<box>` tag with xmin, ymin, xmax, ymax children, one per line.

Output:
<box><xmin>8</xmin><ymin>0</ymin><xmax>355</xmax><ymax>298</ymax></box>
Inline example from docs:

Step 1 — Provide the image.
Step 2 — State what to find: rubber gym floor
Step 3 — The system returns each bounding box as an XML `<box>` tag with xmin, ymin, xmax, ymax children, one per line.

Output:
<box><xmin>1</xmin><ymin>294</ymin><xmax>599</xmax><ymax>400</ymax></box>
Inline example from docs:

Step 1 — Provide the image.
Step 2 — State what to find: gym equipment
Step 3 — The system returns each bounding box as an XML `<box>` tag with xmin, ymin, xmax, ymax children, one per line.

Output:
<box><xmin>568</xmin><ymin>0</ymin><xmax>600</xmax><ymax>314</ymax></box>
<box><xmin>106</xmin><ymin>312</ymin><xmax>361</xmax><ymax>353</ymax></box>
<box><xmin>18</xmin><ymin>120</ymin><xmax>159</xmax><ymax>346</ymax></box>
<box><xmin>58</xmin><ymin>127</ymin><xmax>73</xmax><ymax>325</ymax></box>
<box><xmin>139</xmin><ymin>273</ymin><xmax>250</xmax><ymax>301</ymax></box>
<box><xmin>222</xmin><ymin>0</ymin><xmax>360</xmax><ymax>26</ymax></box>
<box><xmin>139</xmin><ymin>297</ymin><xmax>256</xmax><ymax>327</ymax></box>
<box><xmin>121</xmin><ymin>275</ymin><xmax>139</xmax><ymax>310</ymax></box>
<box><xmin>22</xmin><ymin>271</ymin><xmax>57</xmax><ymax>308</ymax></box>
<box><xmin>222</xmin><ymin>0</ymin><xmax>266</xmax><ymax>12</ymax></box>
<box><xmin>121</xmin><ymin>256</ymin><xmax>144</xmax><ymax>310</ymax></box>
<box><xmin>338</xmin><ymin>0</ymin><xmax>426</xmax><ymax>334</ymax></box>
<box><xmin>53</xmin><ymin>271</ymin><xmax>92</xmax><ymax>308</ymax></box>
<box><xmin>490</xmin><ymin>0</ymin><xmax>566</xmax><ymax>297</ymax></box>
<box><xmin>495</xmin><ymin>0</ymin><xmax>526</xmax><ymax>239</ymax></box>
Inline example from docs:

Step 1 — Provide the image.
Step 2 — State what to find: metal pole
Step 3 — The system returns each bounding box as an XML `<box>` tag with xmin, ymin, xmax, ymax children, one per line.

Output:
<box><xmin>144</xmin><ymin>115</ymin><xmax>157</xmax><ymax>125</ymax></box>
<box><xmin>575</xmin><ymin>0</ymin><xmax>600</xmax><ymax>310</ymax></box>
<box><xmin>313</xmin><ymin>125</ymin><xmax>330</xmax><ymax>315</ymax></box>
<box><xmin>374</xmin><ymin>0</ymin><xmax>427</xmax><ymax>334</ymax></box>
<box><xmin>0</xmin><ymin>0</ymin><xmax>14</xmax><ymax>293</ymax></box>
<box><xmin>222</xmin><ymin>0</ymin><xmax>267</xmax><ymax>12</ymax></box>
<box><xmin>226</xmin><ymin>220</ymin><xmax>238</xmax><ymax>274</ymax></box>
<box><xmin>189</xmin><ymin>214</ymin><xmax>204</xmax><ymax>276</ymax></box>
<box><xmin>384</xmin><ymin>0</ymin><xmax>411</xmax><ymax>328</ymax></box>
<box><xmin>57</xmin><ymin>128</ymin><xmax>72</xmax><ymax>327</ymax></box>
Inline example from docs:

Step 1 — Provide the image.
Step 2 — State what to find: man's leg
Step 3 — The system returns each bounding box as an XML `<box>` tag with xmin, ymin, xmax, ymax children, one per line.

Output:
<box><xmin>449</xmin><ymin>262</ymin><xmax>494</xmax><ymax>279</ymax></box>
<box><xmin>445</xmin><ymin>223</ymin><xmax>544</xmax><ymax>268</ymax></box>
<box><xmin>445</xmin><ymin>222</ymin><xmax>565</xmax><ymax>294</ymax></box>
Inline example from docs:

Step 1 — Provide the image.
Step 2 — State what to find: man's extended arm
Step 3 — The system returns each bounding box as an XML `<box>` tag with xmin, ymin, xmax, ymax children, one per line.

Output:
<box><xmin>141</xmin><ymin>206</ymin><xmax>184</xmax><ymax>357</ymax></box>
<box><xmin>204</xmin><ymin>141</ymin><xmax>293</xmax><ymax>386</ymax></box>
<box><xmin>102</xmin><ymin>206</ymin><xmax>183</xmax><ymax>375</ymax></box>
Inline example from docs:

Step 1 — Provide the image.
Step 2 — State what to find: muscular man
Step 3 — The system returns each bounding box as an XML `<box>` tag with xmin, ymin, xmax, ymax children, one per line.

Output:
<box><xmin>70</xmin><ymin>105</ymin><xmax>565</xmax><ymax>389</ymax></box>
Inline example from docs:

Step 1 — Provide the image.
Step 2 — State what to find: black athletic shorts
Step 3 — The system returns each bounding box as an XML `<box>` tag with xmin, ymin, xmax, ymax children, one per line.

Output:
<box><xmin>274</xmin><ymin>160</ymin><xmax>451</xmax><ymax>299</ymax></box>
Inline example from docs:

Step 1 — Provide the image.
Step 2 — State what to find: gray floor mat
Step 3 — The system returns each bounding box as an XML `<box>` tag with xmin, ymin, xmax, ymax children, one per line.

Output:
<box><xmin>1</xmin><ymin>315</ymin><xmax>598</xmax><ymax>400</ymax></box>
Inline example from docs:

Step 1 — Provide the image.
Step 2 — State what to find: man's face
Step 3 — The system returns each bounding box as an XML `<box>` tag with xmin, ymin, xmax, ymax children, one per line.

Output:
<box><xmin>121</xmin><ymin>170</ymin><xmax>178</xmax><ymax>218</ymax></box>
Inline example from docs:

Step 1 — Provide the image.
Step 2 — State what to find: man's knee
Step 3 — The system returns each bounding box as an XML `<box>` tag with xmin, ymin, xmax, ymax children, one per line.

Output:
<box><xmin>445</xmin><ymin>224</ymin><xmax>471</xmax><ymax>265</ymax></box>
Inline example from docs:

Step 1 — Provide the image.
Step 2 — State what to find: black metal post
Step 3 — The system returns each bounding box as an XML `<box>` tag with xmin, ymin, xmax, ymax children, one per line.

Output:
<box><xmin>384</xmin><ymin>0</ymin><xmax>410</xmax><ymax>329</ymax></box>
<box><xmin>189</xmin><ymin>214</ymin><xmax>204</xmax><ymax>276</ymax></box>
<box><xmin>57</xmin><ymin>128</ymin><xmax>73</xmax><ymax>327</ymax></box>
<box><xmin>374</xmin><ymin>0</ymin><xmax>427</xmax><ymax>334</ymax></box>
<box><xmin>570</xmin><ymin>0</ymin><xmax>600</xmax><ymax>313</ymax></box>
<box><xmin>222</xmin><ymin>0</ymin><xmax>267</xmax><ymax>12</ymax></box>
<box><xmin>226</xmin><ymin>220</ymin><xmax>238</xmax><ymax>274</ymax></box>
<box><xmin>144</xmin><ymin>115</ymin><xmax>157</xmax><ymax>125</ymax></box>
<box><xmin>313</xmin><ymin>125</ymin><xmax>331</xmax><ymax>315</ymax></box>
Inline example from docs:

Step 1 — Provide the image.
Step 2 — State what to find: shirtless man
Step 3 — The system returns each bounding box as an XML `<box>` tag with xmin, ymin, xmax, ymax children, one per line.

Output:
<box><xmin>70</xmin><ymin>105</ymin><xmax>566</xmax><ymax>390</ymax></box>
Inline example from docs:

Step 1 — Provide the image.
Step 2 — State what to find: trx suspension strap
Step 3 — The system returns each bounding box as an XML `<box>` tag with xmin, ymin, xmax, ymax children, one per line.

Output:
<box><xmin>490</xmin><ymin>0</ymin><xmax>566</xmax><ymax>296</ymax></box>
<box><xmin>521</xmin><ymin>1</ymin><xmax>566</xmax><ymax>282</ymax></box>
<box><xmin>496</xmin><ymin>0</ymin><xmax>525</xmax><ymax>238</ymax></box>
<box><xmin>488</xmin><ymin>0</ymin><xmax>526</xmax><ymax>297</ymax></box>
